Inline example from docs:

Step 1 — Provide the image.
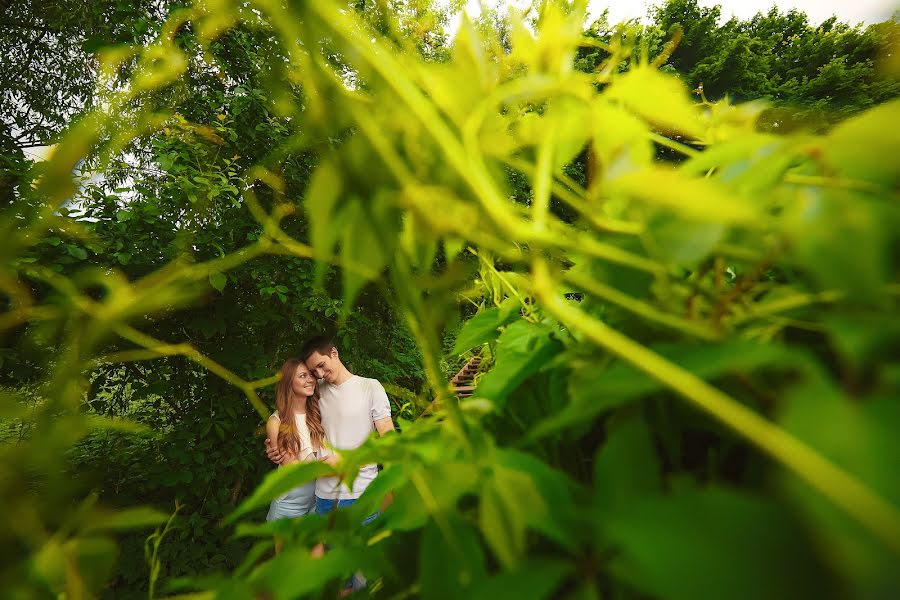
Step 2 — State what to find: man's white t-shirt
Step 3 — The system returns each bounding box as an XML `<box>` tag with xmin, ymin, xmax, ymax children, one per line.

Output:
<box><xmin>316</xmin><ymin>375</ymin><xmax>392</xmax><ymax>499</ymax></box>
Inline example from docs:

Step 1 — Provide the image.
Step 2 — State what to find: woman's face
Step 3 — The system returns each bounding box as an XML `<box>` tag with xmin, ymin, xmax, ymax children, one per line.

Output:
<box><xmin>291</xmin><ymin>362</ymin><xmax>316</xmax><ymax>398</ymax></box>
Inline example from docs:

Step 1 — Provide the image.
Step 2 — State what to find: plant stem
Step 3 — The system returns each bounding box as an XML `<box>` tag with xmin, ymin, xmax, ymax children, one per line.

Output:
<box><xmin>564</xmin><ymin>269</ymin><xmax>721</xmax><ymax>340</ymax></box>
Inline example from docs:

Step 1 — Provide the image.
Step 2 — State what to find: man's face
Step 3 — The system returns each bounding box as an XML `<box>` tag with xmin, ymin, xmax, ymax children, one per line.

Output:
<box><xmin>306</xmin><ymin>348</ymin><xmax>338</xmax><ymax>384</ymax></box>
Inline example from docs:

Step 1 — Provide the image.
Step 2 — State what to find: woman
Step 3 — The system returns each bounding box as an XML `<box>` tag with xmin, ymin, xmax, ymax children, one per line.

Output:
<box><xmin>265</xmin><ymin>358</ymin><xmax>326</xmax><ymax>522</ymax></box>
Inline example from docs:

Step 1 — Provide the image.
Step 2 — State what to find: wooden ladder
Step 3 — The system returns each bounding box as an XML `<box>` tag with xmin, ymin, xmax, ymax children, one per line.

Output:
<box><xmin>450</xmin><ymin>355</ymin><xmax>482</xmax><ymax>399</ymax></box>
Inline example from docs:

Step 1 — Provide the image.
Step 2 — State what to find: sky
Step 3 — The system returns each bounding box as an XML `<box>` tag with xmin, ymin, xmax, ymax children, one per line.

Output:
<box><xmin>586</xmin><ymin>0</ymin><xmax>899</xmax><ymax>26</ymax></box>
<box><xmin>458</xmin><ymin>0</ymin><xmax>899</xmax><ymax>26</ymax></box>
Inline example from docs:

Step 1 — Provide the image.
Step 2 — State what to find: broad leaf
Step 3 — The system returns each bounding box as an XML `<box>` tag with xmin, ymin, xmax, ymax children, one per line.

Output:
<box><xmin>528</xmin><ymin>341</ymin><xmax>800</xmax><ymax>441</ymax></box>
<box><xmin>603</xmin><ymin>66</ymin><xmax>704</xmax><ymax>139</ymax></box>
<box><xmin>227</xmin><ymin>461</ymin><xmax>332</xmax><ymax>523</ymax></box>
<box><xmin>453</xmin><ymin>306</ymin><xmax>518</xmax><ymax>354</ymax></box>
<box><xmin>475</xmin><ymin>321</ymin><xmax>562</xmax><ymax>407</ymax></box>
<box><xmin>80</xmin><ymin>506</ymin><xmax>169</xmax><ymax>534</ymax></box>
<box><xmin>209</xmin><ymin>270</ymin><xmax>227</xmax><ymax>292</ymax></box>
<box><xmin>605</xmin><ymin>487</ymin><xmax>833</xmax><ymax>600</ymax></box>
<box><xmin>479</xmin><ymin>479</ymin><xmax>525</xmax><ymax>568</ymax></box>
<box><xmin>593</xmin><ymin>412</ymin><xmax>663</xmax><ymax>512</ymax></box>
<box><xmin>469</xmin><ymin>559</ymin><xmax>573</xmax><ymax>600</ymax></box>
<box><xmin>823</xmin><ymin>99</ymin><xmax>900</xmax><ymax>187</ymax></box>
<box><xmin>420</xmin><ymin>516</ymin><xmax>487</xmax><ymax>600</ymax></box>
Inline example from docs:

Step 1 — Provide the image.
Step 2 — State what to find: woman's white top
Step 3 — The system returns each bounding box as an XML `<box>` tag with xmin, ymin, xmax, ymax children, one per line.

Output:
<box><xmin>271</xmin><ymin>411</ymin><xmax>316</xmax><ymax>463</ymax></box>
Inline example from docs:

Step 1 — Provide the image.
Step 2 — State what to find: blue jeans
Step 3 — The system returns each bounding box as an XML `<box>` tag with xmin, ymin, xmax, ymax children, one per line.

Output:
<box><xmin>314</xmin><ymin>496</ymin><xmax>379</xmax><ymax>592</ymax></box>
<box><xmin>314</xmin><ymin>496</ymin><xmax>379</xmax><ymax>525</ymax></box>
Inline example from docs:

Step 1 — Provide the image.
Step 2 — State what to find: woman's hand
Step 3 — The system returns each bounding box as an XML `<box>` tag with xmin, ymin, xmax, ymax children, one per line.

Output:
<box><xmin>264</xmin><ymin>438</ymin><xmax>286</xmax><ymax>465</ymax></box>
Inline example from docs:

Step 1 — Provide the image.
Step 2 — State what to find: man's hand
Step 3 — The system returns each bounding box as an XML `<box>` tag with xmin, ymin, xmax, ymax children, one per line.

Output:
<box><xmin>320</xmin><ymin>452</ymin><xmax>341</xmax><ymax>469</ymax></box>
<box><xmin>264</xmin><ymin>438</ymin><xmax>286</xmax><ymax>465</ymax></box>
<box><xmin>374</xmin><ymin>416</ymin><xmax>395</xmax><ymax>436</ymax></box>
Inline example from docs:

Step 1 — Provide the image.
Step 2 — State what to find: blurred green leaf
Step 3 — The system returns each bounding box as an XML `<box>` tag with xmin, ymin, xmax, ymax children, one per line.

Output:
<box><xmin>479</xmin><ymin>478</ymin><xmax>524</xmax><ymax>568</ymax></box>
<box><xmin>247</xmin><ymin>546</ymin><xmax>377</xmax><ymax>600</ymax></box>
<box><xmin>605</xmin><ymin>487</ymin><xmax>833</xmax><ymax>600</ymax></box>
<box><xmin>420</xmin><ymin>516</ymin><xmax>486</xmax><ymax>600</ymax></box>
<box><xmin>823</xmin><ymin>99</ymin><xmax>900</xmax><ymax>187</ymax></box>
<box><xmin>475</xmin><ymin>321</ymin><xmax>562</xmax><ymax>407</ymax></box>
<box><xmin>227</xmin><ymin>462</ymin><xmax>332</xmax><ymax>523</ymax></box>
<box><xmin>529</xmin><ymin>341</ymin><xmax>798</xmax><ymax>441</ymax></box>
<box><xmin>593</xmin><ymin>412</ymin><xmax>663</xmax><ymax>512</ymax></box>
<box><xmin>496</xmin><ymin>449</ymin><xmax>581</xmax><ymax>549</ymax></box>
<box><xmin>647</xmin><ymin>215</ymin><xmax>724</xmax><ymax>266</ymax></box>
<box><xmin>469</xmin><ymin>559</ymin><xmax>573</xmax><ymax>600</ymax></box>
<box><xmin>453</xmin><ymin>306</ymin><xmax>517</xmax><ymax>354</ymax></box>
<box><xmin>777</xmin><ymin>390</ymin><xmax>900</xmax><ymax>595</ymax></box>
<box><xmin>788</xmin><ymin>189</ymin><xmax>892</xmax><ymax>299</ymax></box>
<box><xmin>603</xmin><ymin>66</ymin><xmax>704</xmax><ymax>139</ymax></box>
<box><xmin>609</xmin><ymin>167</ymin><xmax>761</xmax><ymax>225</ymax></box>
<box><xmin>81</xmin><ymin>507</ymin><xmax>169</xmax><ymax>534</ymax></box>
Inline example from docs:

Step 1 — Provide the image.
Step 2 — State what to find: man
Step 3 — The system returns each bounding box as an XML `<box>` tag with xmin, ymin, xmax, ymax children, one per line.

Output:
<box><xmin>265</xmin><ymin>335</ymin><xmax>395</xmax><ymax>516</ymax></box>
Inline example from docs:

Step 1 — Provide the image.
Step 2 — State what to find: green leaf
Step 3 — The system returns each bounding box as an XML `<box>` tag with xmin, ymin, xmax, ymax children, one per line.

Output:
<box><xmin>602</xmin><ymin>66</ymin><xmax>703</xmax><ymax>139</ymax></box>
<box><xmin>605</xmin><ymin>487</ymin><xmax>834</xmax><ymax>600</ymax></box>
<box><xmin>647</xmin><ymin>214</ymin><xmax>724</xmax><ymax>266</ymax></box>
<box><xmin>339</xmin><ymin>201</ymin><xmax>388</xmax><ymax>314</ymax></box>
<box><xmin>381</xmin><ymin>462</ymin><xmax>479</xmax><ymax>532</ymax></box>
<box><xmin>33</xmin><ymin>537</ymin><xmax>118</xmax><ymax>596</ymax></box>
<box><xmin>453</xmin><ymin>307</ymin><xmax>516</xmax><ymax>354</ymax></box>
<box><xmin>592</xmin><ymin>100</ymin><xmax>653</xmax><ymax>179</ymax></box>
<box><xmin>546</xmin><ymin>96</ymin><xmax>591</xmax><ymax>170</ymax></box>
<box><xmin>420</xmin><ymin>516</ymin><xmax>486</xmax><ymax>600</ymax></box>
<box><xmin>469</xmin><ymin>559</ymin><xmax>573</xmax><ymax>600</ymax></box>
<box><xmin>777</xmin><ymin>376</ymin><xmax>900</xmax><ymax>590</ymax></box>
<box><xmin>681</xmin><ymin>133</ymin><xmax>776</xmax><ymax>174</ymax></box>
<box><xmin>209</xmin><ymin>271</ymin><xmax>227</xmax><ymax>292</ymax></box>
<box><xmin>227</xmin><ymin>461</ymin><xmax>332</xmax><ymax>523</ymax></box>
<box><xmin>116</xmin><ymin>210</ymin><xmax>132</xmax><ymax>222</ymax></box>
<box><xmin>608</xmin><ymin>167</ymin><xmax>761</xmax><ymax>226</ymax></box>
<box><xmin>66</xmin><ymin>244</ymin><xmax>88</xmax><ymax>260</ymax></box>
<box><xmin>593</xmin><ymin>412</ymin><xmax>663</xmax><ymax>512</ymax></box>
<box><xmin>823</xmin><ymin>99</ymin><xmax>900</xmax><ymax>187</ymax></box>
<box><xmin>475</xmin><ymin>321</ymin><xmax>562</xmax><ymax>407</ymax></box>
<box><xmin>823</xmin><ymin>313</ymin><xmax>900</xmax><ymax>369</ymax></box>
<box><xmin>479</xmin><ymin>461</ymin><xmax>568</xmax><ymax>566</ymax></box>
<box><xmin>305</xmin><ymin>159</ymin><xmax>344</xmax><ymax>282</ymax></box>
<box><xmin>527</xmin><ymin>341</ymin><xmax>799</xmax><ymax>441</ymax></box>
<box><xmin>80</xmin><ymin>507</ymin><xmax>169</xmax><ymax>534</ymax></box>
<box><xmin>247</xmin><ymin>546</ymin><xmax>378</xmax><ymax>600</ymax></box>
<box><xmin>787</xmin><ymin>189</ymin><xmax>892</xmax><ymax>300</ymax></box>
<box><xmin>496</xmin><ymin>449</ymin><xmax>581</xmax><ymax>549</ymax></box>
<box><xmin>479</xmin><ymin>479</ymin><xmax>524</xmax><ymax>568</ymax></box>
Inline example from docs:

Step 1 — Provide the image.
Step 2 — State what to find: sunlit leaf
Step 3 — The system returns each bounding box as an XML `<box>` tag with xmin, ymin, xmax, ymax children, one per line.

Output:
<box><xmin>603</xmin><ymin>66</ymin><xmax>704</xmax><ymax>139</ymax></box>
<box><xmin>608</xmin><ymin>167</ymin><xmax>762</xmax><ymax>225</ymax></box>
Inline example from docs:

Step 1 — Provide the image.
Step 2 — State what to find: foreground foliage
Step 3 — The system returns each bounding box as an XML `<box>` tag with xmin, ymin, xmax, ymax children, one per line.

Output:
<box><xmin>2</xmin><ymin>0</ymin><xmax>899</xmax><ymax>598</ymax></box>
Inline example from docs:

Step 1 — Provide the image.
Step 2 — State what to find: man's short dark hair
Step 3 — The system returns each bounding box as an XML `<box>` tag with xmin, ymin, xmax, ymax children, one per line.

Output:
<box><xmin>301</xmin><ymin>335</ymin><xmax>336</xmax><ymax>361</ymax></box>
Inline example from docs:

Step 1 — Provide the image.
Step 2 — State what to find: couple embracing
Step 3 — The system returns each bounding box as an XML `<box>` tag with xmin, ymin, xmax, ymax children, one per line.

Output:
<box><xmin>264</xmin><ymin>335</ymin><xmax>395</xmax><ymax>522</ymax></box>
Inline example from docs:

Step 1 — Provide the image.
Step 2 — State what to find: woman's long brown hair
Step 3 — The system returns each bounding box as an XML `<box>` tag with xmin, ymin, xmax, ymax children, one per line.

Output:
<box><xmin>275</xmin><ymin>359</ymin><xmax>326</xmax><ymax>457</ymax></box>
